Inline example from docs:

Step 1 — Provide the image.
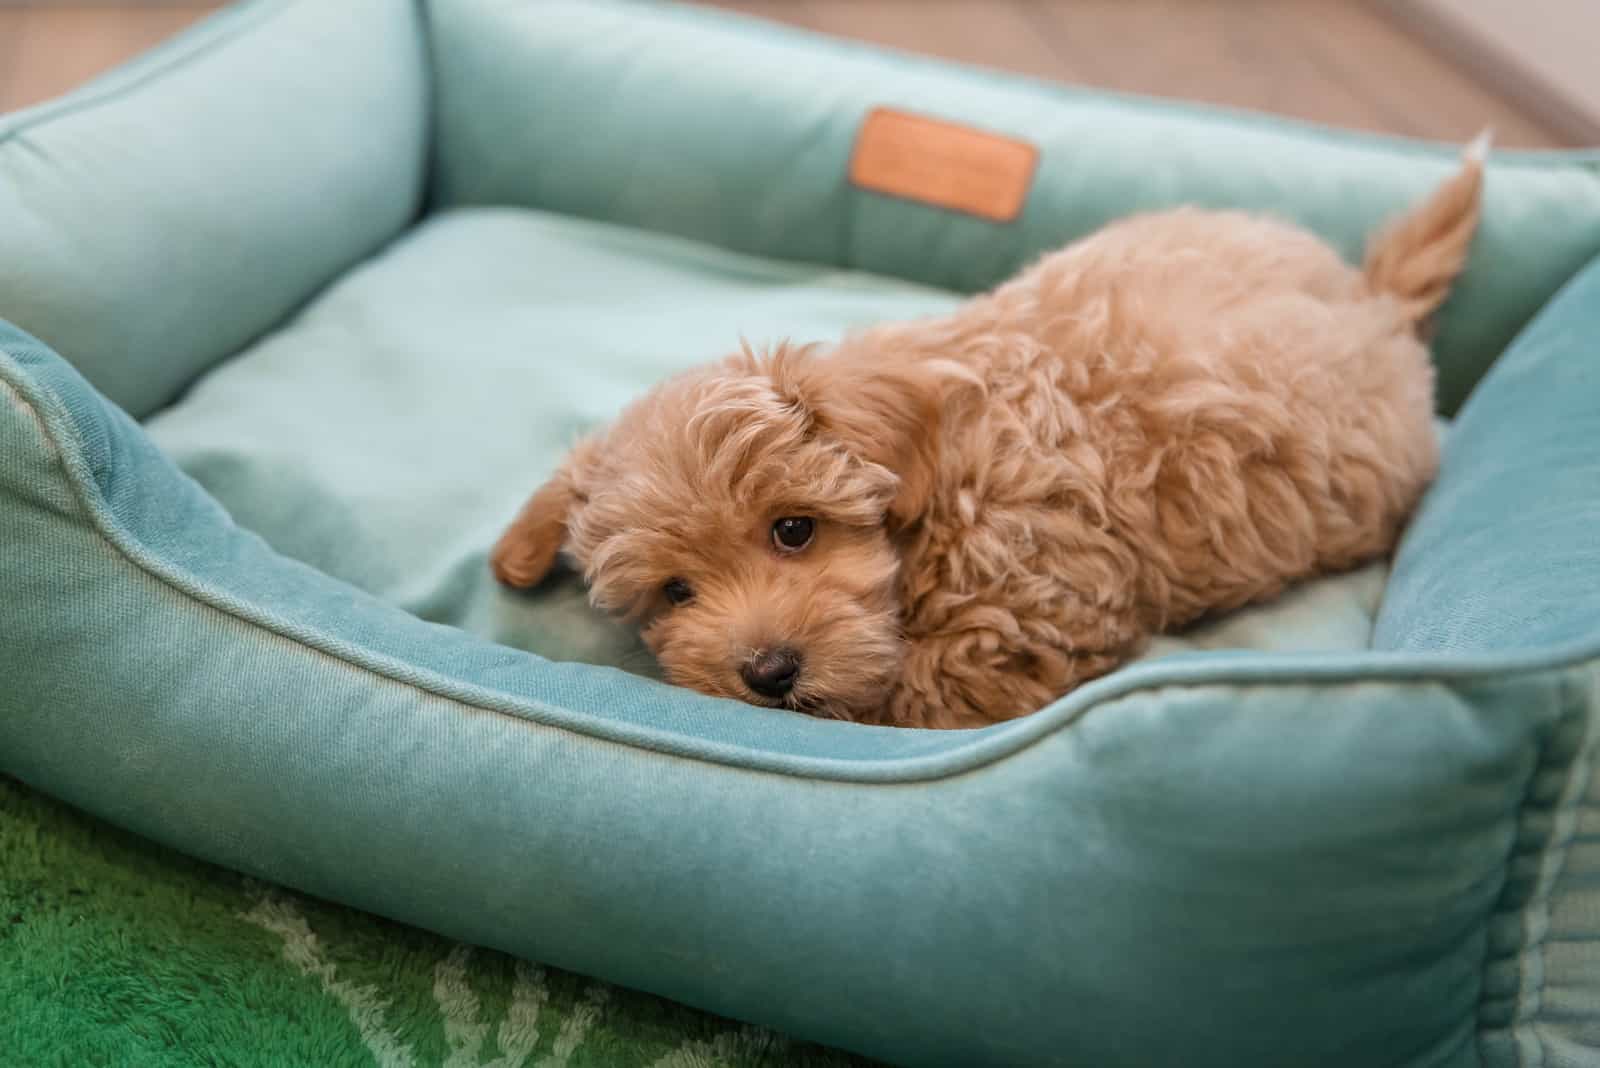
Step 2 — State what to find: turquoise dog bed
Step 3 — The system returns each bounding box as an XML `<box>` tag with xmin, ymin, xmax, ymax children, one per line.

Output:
<box><xmin>4</xmin><ymin>1</ymin><xmax>1600</xmax><ymax>1064</ymax></box>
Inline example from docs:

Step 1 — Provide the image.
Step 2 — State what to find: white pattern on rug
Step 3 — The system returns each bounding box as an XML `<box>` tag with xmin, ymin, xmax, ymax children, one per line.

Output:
<box><xmin>242</xmin><ymin>890</ymin><xmax>778</xmax><ymax>1067</ymax></box>
<box><xmin>646</xmin><ymin>1026</ymin><xmax>797</xmax><ymax>1068</ymax></box>
<box><xmin>435</xmin><ymin>945</ymin><xmax>549</xmax><ymax>1067</ymax></box>
<box><xmin>242</xmin><ymin>893</ymin><xmax>418</xmax><ymax>1068</ymax></box>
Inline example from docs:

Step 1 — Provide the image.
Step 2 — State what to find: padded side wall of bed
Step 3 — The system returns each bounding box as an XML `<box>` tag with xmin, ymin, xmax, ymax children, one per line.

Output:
<box><xmin>1372</xmin><ymin>253</ymin><xmax>1600</xmax><ymax>1065</ymax></box>
<box><xmin>427</xmin><ymin>0</ymin><xmax>1600</xmax><ymax>415</ymax></box>
<box><xmin>0</xmin><ymin>0</ymin><xmax>428</xmax><ymax>419</ymax></box>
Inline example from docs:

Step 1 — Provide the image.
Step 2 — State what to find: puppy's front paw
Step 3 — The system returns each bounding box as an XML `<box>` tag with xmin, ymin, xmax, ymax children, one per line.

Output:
<box><xmin>490</xmin><ymin>531</ymin><xmax>556</xmax><ymax>588</ymax></box>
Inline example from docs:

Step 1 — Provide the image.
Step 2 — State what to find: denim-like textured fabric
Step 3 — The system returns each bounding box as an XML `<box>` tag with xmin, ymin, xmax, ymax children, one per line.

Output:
<box><xmin>0</xmin><ymin>0</ymin><xmax>426</xmax><ymax>417</ymax></box>
<box><xmin>427</xmin><ymin>0</ymin><xmax>1600</xmax><ymax>414</ymax></box>
<box><xmin>1472</xmin><ymin>660</ymin><xmax>1600</xmax><ymax>1068</ymax></box>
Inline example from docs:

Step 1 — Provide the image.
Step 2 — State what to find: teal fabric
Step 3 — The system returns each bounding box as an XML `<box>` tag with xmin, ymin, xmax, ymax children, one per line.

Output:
<box><xmin>1478</xmin><ymin>667</ymin><xmax>1600</xmax><ymax>1068</ymax></box>
<box><xmin>1375</xmin><ymin>252</ymin><xmax>1600</xmax><ymax>654</ymax></box>
<box><xmin>0</xmin><ymin>0</ymin><xmax>426</xmax><ymax>418</ymax></box>
<box><xmin>3</xmin><ymin>322</ymin><xmax>1598</xmax><ymax>1067</ymax></box>
<box><xmin>428</xmin><ymin>0</ymin><xmax>1600</xmax><ymax>414</ymax></box>
<box><xmin>1372</xmin><ymin>255</ymin><xmax>1600</xmax><ymax>1068</ymax></box>
<box><xmin>2</xmin><ymin>0</ymin><xmax>1600</xmax><ymax>1065</ymax></box>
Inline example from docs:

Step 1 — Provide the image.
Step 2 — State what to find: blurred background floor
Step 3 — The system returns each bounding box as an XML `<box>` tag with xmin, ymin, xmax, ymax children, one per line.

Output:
<box><xmin>0</xmin><ymin>1</ymin><xmax>1588</xmax><ymax>148</ymax></box>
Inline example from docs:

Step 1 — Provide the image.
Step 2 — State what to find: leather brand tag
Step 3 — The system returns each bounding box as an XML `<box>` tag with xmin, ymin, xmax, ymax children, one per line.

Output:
<box><xmin>848</xmin><ymin>107</ymin><xmax>1038</xmax><ymax>223</ymax></box>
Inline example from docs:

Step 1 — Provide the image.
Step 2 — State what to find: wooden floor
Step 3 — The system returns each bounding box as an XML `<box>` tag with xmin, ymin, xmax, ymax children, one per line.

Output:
<box><xmin>0</xmin><ymin>1</ymin><xmax>1575</xmax><ymax>148</ymax></box>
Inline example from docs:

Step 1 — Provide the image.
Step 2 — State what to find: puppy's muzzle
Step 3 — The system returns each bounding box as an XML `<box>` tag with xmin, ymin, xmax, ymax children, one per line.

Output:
<box><xmin>740</xmin><ymin>647</ymin><xmax>802</xmax><ymax>700</ymax></box>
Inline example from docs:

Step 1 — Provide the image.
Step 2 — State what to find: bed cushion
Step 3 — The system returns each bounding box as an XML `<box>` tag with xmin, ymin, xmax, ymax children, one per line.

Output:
<box><xmin>143</xmin><ymin>205</ymin><xmax>1398</xmax><ymax>672</ymax></box>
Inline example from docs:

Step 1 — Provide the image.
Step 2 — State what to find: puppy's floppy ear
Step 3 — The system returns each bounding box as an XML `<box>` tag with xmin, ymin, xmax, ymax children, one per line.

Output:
<box><xmin>769</xmin><ymin>340</ymin><xmax>980</xmax><ymax>529</ymax></box>
<box><xmin>490</xmin><ymin>439</ymin><xmax>598</xmax><ymax>588</ymax></box>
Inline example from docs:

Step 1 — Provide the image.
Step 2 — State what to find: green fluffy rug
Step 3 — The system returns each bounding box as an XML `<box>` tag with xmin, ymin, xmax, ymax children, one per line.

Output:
<box><xmin>0</xmin><ymin>775</ymin><xmax>870</xmax><ymax>1067</ymax></box>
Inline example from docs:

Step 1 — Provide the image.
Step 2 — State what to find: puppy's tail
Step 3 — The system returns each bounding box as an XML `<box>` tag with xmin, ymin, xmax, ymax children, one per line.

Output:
<box><xmin>1363</xmin><ymin>128</ymin><xmax>1489</xmax><ymax>328</ymax></box>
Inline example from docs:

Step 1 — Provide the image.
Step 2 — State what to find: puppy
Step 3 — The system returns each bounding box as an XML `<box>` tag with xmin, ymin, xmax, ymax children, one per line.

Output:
<box><xmin>493</xmin><ymin>143</ymin><xmax>1485</xmax><ymax>729</ymax></box>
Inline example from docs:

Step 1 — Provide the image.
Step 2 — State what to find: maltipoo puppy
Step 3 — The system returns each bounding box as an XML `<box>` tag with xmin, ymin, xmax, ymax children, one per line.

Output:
<box><xmin>493</xmin><ymin>143</ymin><xmax>1485</xmax><ymax>729</ymax></box>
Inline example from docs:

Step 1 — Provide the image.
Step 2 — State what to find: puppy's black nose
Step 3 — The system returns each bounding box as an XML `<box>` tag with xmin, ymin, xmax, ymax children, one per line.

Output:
<box><xmin>740</xmin><ymin>647</ymin><xmax>802</xmax><ymax>699</ymax></box>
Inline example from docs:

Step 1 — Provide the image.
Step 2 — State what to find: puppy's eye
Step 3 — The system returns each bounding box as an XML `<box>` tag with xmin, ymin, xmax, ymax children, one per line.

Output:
<box><xmin>771</xmin><ymin>516</ymin><xmax>815</xmax><ymax>553</ymax></box>
<box><xmin>663</xmin><ymin>578</ymin><xmax>694</xmax><ymax>606</ymax></box>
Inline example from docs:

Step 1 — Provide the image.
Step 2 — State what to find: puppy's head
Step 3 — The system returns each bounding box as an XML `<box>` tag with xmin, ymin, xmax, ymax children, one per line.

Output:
<box><xmin>492</xmin><ymin>340</ymin><xmax>969</xmax><ymax>720</ymax></box>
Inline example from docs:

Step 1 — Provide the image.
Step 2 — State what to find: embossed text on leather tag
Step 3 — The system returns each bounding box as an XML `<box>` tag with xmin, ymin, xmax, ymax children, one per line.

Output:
<box><xmin>848</xmin><ymin>107</ymin><xmax>1038</xmax><ymax>222</ymax></box>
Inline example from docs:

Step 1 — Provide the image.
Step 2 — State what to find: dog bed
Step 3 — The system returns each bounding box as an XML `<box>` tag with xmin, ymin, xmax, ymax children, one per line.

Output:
<box><xmin>3</xmin><ymin>1</ymin><xmax>1599</xmax><ymax>1064</ymax></box>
